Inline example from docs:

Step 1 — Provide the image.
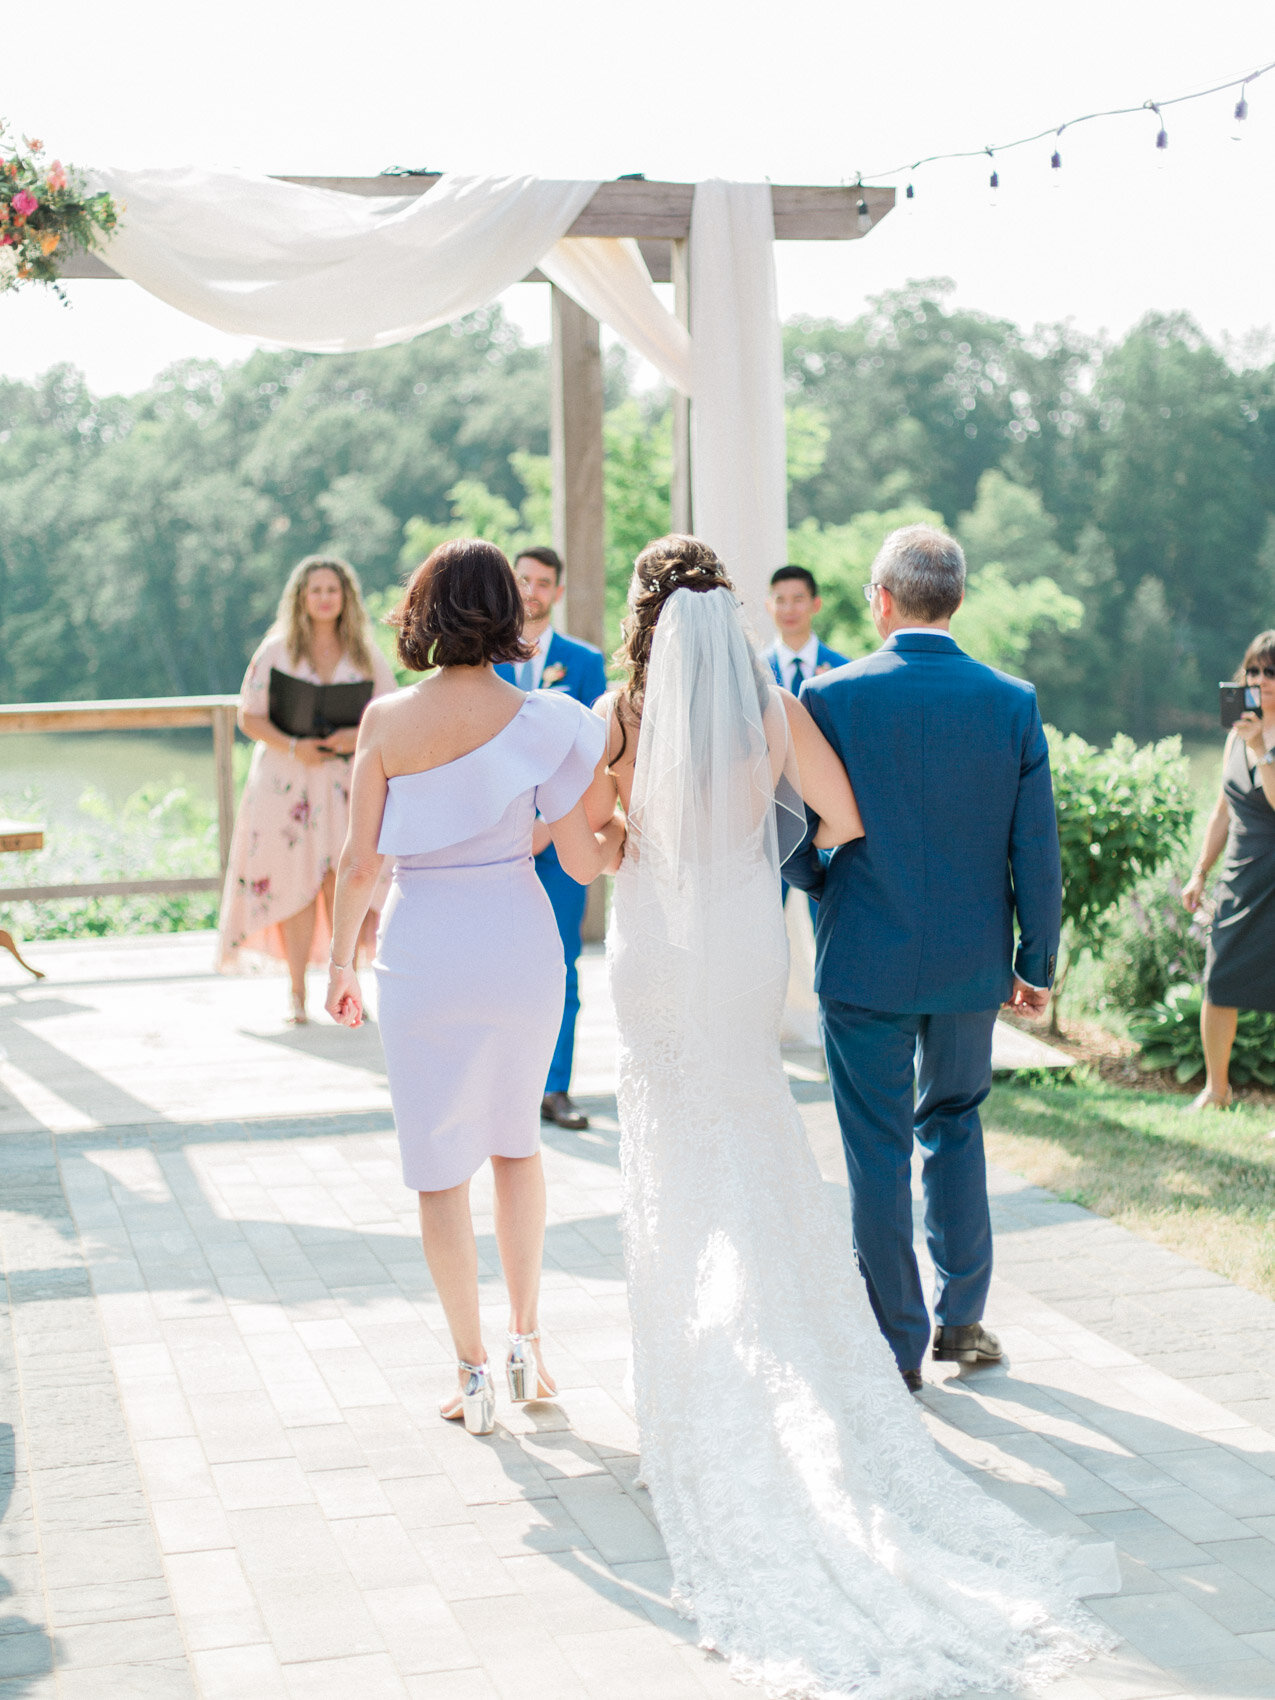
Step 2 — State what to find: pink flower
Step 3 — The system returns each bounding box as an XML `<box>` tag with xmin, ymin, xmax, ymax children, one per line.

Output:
<box><xmin>47</xmin><ymin>161</ymin><xmax>66</xmax><ymax>192</ymax></box>
<box><xmin>12</xmin><ymin>190</ymin><xmax>37</xmax><ymax>217</ymax></box>
<box><xmin>0</xmin><ymin>235</ymin><xmax>13</xmax><ymax>247</ymax></box>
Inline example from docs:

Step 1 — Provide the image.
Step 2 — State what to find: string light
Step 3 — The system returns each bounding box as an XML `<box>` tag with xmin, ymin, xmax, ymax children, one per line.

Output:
<box><xmin>856</xmin><ymin>196</ymin><xmax>871</xmax><ymax>233</ymax></box>
<box><xmin>986</xmin><ymin>147</ymin><xmax>998</xmax><ymax>189</ymax></box>
<box><xmin>905</xmin><ymin>183</ymin><xmax>914</xmax><ymax>199</ymax></box>
<box><xmin>857</xmin><ymin>58</ymin><xmax>1273</xmax><ymax>186</ymax></box>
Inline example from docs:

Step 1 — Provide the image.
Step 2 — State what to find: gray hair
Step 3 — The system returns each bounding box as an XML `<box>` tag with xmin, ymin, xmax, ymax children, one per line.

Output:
<box><xmin>872</xmin><ymin>525</ymin><xmax>966</xmax><ymax>622</ymax></box>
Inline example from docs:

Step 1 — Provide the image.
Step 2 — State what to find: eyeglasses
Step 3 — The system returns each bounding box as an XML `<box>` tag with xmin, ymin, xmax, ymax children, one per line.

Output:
<box><xmin>862</xmin><ymin>582</ymin><xmax>880</xmax><ymax>604</ymax></box>
<box><xmin>1246</xmin><ymin>666</ymin><xmax>1275</xmax><ymax>679</ymax></box>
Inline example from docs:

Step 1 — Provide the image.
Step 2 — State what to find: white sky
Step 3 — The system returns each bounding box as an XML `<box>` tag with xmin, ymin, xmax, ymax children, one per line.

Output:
<box><xmin>3</xmin><ymin>0</ymin><xmax>1273</xmax><ymax>394</ymax></box>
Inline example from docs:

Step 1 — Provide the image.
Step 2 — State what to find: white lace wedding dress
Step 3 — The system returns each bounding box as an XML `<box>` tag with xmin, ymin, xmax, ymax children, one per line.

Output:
<box><xmin>607</xmin><ymin>587</ymin><xmax>1117</xmax><ymax>1700</ymax></box>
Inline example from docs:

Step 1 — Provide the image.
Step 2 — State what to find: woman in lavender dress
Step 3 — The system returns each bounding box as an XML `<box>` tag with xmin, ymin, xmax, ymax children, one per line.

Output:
<box><xmin>325</xmin><ymin>540</ymin><xmax>624</xmax><ymax>1435</ymax></box>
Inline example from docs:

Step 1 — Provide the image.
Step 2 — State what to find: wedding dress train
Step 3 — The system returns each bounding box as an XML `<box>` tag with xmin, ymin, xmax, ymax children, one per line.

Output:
<box><xmin>607</xmin><ymin>587</ymin><xmax>1116</xmax><ymax>1700</ymax></box>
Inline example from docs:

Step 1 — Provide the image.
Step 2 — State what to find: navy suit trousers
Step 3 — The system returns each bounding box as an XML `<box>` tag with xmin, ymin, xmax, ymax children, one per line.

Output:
<box><xmin>820</xmin><ymin>1000</ymin><xmax>997</xmax><ymax>1374</ymax></box>
<box><xmin>536</xmin><ymin>847</ymin><xmax>588</xmax><ymax>1095</ymax></box>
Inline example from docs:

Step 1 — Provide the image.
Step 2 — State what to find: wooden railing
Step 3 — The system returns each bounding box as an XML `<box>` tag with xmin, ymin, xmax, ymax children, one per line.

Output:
<box><xmin>0</xmin><ymin>696</ymin><xmax>239</xmax><ymax>903</ymax></box>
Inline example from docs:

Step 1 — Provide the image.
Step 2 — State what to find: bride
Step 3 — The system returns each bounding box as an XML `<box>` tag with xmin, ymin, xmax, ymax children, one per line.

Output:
<box><xmin>593</xmin><ymin>535</ymin><xmax>1116</xmax><ymax>1700</ymax></box>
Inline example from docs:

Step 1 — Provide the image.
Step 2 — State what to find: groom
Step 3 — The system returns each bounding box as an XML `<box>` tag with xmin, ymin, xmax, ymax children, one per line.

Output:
<box><xmin>496</xmin><ymin>546</ymin><xmax>608</xmax><ymax>1133</ymax></box>
<box><xmin>791</xmin><ymin>525</ymin><xmax>1061</xmax><ymax>1393</ymax></box>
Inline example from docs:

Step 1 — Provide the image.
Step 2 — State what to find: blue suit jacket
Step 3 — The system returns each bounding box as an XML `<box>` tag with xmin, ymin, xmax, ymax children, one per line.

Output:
<box><xmin>495</xmin><ymin>629</ymin><xmax>608</xmax><ymax>711</ymax></box>
<box><xmin>762</xmin><ymin>638</ymin><xmax>848</xmax><ymax>688</ymax></box>
<box><xmin>496</xmin><ymin>630</ymin><xmax>608</xmax><ymax>882</ymax></box>
<box><xmin>794</xmin><ymin>632</ymin><xmax>1061</xmax><ymax>1014</ymax></box>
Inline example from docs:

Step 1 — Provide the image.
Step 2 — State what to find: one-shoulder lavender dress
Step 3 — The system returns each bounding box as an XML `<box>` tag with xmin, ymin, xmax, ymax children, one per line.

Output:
<box><xmin>374</xmin><ymin>691</ymin><xmax>606</xmax><ymax>1192</ymax></box>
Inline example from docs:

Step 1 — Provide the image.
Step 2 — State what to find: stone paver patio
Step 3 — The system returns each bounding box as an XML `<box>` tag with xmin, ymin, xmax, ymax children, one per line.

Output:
<box><xmin>3</xmin><ymin>935</ymin><xmax>1275</xmax><ymax>1698</ymax></box>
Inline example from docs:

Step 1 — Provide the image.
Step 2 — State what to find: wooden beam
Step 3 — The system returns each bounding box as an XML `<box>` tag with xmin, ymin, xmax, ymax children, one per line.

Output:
<box><xmin>0</xmin><ymin>695</ymin><xmax>238</xmax><ymax>733</ymax></box>
<box><xmin>56</xmin><ymin>179</ymin><xmax>893</xmax><ymax>279</ymax></box>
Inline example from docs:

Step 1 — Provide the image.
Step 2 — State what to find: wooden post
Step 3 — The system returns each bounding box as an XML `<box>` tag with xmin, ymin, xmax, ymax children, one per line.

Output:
<box><xmin>670</xmin><ymin>239</ymin><xmax>692</xmax><ymax>534</ymax></box>
<box><xmin>551</xmin><ymin>286</ymin><xmax>606</xmax><ymax>654</ymax></box>
<box><xmin>211</xmin><ymin>704</ymin><xmax>237</xmax><ymax>878</ymax></box>
<box><xmin>550</xmin><ymin>285</ymin><xmax>608</xmax><ymax>944</ymax></box>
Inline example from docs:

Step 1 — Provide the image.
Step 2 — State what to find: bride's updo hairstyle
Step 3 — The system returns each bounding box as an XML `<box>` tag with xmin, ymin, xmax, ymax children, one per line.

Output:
<box><xmin>392</xmin><ymin>538</ymin><xmax>536</xmax><ymax>671</ymax></box>
<box><xmin>613</xmin><ymin>536</ymin><xmax>734</xmax><ymax>742</ymax></box>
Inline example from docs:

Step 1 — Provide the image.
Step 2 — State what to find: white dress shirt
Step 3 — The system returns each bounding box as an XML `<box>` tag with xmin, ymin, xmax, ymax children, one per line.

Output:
<box><xmin>775</xmin><ymin>633</ymin><xmax>820</xmax><ymax>692</ymax></box>
<box><xmin>518</xmin><ymin>627</ymin><xmax>553</xmax><ymax>691</ymax></box>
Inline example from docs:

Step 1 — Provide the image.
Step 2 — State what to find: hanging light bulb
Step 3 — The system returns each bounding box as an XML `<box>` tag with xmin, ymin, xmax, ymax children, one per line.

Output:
<box><xmin>1236</xmin><ymin>90</ymin><xmax>1249</xmax><ymax>120</ymax></box>
<box><xmin>857</xmin><ymin>197</ymin><xmax>871</xmax><ymax>233</ymax></box>
<box><xmin>989</xmin><ymin>169</ymin><xmax>999</xmax><ymax>188</ymax></box>
<box><xmin>1149</xmin><ymin>102</ymin><xmax>1167</xmax><ymax>148</ymax></box>
<box><xmin>905</xmin><ymin>182</ymin><xmax>914</xmax><ymax>199</ymax></box>
<box><xmin>1051</xmin><ymin>149</ymin><xmax>1062</xmax><ymax>169</ymax></box>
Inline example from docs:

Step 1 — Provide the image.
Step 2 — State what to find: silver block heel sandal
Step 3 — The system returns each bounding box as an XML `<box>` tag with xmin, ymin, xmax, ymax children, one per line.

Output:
<box><xmin>506</xmin><ymin>1330</ymin><xmax>546</xmax><ymax>1403</ymax></box>
<box><xmin>457</xmin><ymin>1359</ymin><xmax>495</xmax><ymax>1434</ymax></box>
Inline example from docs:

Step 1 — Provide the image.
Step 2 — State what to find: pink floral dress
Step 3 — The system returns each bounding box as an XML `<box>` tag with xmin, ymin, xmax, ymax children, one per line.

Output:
<box><xmin>215</xmin><ymin>635</ymin><xmax>397</xmax><ymax>973</ymax></box>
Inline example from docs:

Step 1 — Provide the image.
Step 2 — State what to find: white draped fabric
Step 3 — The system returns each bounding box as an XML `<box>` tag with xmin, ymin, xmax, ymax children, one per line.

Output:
<box><xmin>539</xmin><ymin>236</ymin><xmax>692</xmax><ymax>395</ymax></box>
<box><xmin>88</xmin><ymin>168</ymin><xmax>785</xmax><ymax>612</ymax></box>
<box><xmin>688</xmin><ymin>181</ymin><xmax>788</xmax><ymax>633</ymax></box>
<box><xmin>88</xmin><ymin>168</ymin><xmax>600</xmax><ymax>351</ymax></box>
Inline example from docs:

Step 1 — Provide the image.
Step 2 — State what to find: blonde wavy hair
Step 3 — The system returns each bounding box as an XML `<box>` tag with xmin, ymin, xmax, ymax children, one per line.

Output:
<box><xmin>273</xmin><ymin>555</ymin><xmax>379</xmax><ymax>678</ymax></box>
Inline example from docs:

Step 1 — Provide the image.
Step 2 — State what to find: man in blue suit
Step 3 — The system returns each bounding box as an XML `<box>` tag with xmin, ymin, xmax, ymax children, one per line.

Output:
<box><xmin>760</xmin><ymin>565</ymin><xmax>848</xmax><ymax>691</ymax></box>
<box><xmin>497</xmin><ymin>546</ymin><xmax>609</xmax><ymax>1131</ymax></box>
<box><xmin>790</xmin><ymin>526</ymin><xmax>1061</xmax><ymax>1393</ymax></box>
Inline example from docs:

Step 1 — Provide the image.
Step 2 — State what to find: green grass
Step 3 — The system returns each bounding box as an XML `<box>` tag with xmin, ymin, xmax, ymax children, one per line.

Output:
<box><xmin>984</xmin><ymin>1073</ymin><xmax>1275</xmax><ymax>1299</ymax></box>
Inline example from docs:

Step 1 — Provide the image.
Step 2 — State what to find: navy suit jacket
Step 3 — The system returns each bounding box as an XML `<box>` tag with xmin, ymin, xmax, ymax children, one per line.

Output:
<box><xmin>495</xmin><ymin>629</ymin><xmax>607</xmax><ymax>711</ymax></box>
<box><xmin>762</xmin><ymin>638</ymin><xmax>848</xmax><ymax>688</ymax></box>
<box><xmin>794</xmin><ymin>632</ymin><xmax>1061</xmax><ymax>1014</ymax></box>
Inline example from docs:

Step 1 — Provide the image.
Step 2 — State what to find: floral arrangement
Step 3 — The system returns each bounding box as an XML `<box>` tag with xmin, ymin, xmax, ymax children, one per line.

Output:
<box><xmin>0</xmin><ymin>121</ymin><xmax>119</xmax><ymax>298</ymax></box>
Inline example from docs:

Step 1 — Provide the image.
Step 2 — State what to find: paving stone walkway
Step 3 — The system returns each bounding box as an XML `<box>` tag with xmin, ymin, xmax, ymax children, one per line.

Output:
<box><xmin>2</xmin><ymin>936</ymin><xmax>1275</xmax><ymax>1698</ymax></box>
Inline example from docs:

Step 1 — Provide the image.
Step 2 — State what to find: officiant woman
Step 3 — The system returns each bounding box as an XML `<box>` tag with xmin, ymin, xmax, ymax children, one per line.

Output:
<box><xmin>216</xmin><ymin>555</ymin><xmax>397</xmax><ymax>1022</ymax></box>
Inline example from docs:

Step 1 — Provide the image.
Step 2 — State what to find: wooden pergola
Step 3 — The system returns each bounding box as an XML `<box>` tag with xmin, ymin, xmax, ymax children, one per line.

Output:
<box><xmin>62</xmin><ymin>175</ymin><xmax>894</xmax><ymax>651</ymax></box>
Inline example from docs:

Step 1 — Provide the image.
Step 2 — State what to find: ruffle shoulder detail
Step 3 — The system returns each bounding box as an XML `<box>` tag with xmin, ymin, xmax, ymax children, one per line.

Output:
<box><xmin>377</xmin><ymin>691</ymin><xmax>604</xmax><ymax>855</ymax></box>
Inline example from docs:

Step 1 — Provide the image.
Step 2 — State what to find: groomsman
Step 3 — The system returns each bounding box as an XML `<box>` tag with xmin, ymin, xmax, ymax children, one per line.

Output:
<box><xmin>497</xmin><ymin>547</ymin><xmax>608</xmax><ymax>1132</ymax></box>
<box><xmin>761</xmin><ymin>566</ymin><xmax>848</xmax><ymax>691</ymax></box>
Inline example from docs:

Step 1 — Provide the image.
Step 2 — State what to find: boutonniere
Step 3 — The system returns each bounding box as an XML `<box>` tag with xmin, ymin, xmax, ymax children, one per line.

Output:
<box><xmin>814</xmin><ymin>662</ymin><xmax>832</xmax><ymax>675</ymax></box>
<box><xmin>541</xmin><ymin>663</ymin><xmax>568</xmax><ymax>687</ymax></box>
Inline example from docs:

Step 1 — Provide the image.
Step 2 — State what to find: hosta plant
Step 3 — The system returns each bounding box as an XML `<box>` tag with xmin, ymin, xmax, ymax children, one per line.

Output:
<box><xmin>1131</xmin><ymin>983</ymin><xmax>1275</xmax><ymax>1088</ymax></box>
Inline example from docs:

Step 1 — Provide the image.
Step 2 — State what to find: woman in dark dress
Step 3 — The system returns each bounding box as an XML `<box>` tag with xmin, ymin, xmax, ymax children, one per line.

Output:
<box><xmin>1183</xmin><ymin>629</ymin><xmax>1275</xmax><ymax>1107</ymax></box>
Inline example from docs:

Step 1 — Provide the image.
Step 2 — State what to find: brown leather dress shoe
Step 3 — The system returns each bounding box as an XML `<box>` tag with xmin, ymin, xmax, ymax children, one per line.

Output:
<box><xmin>932</xmin><ymin>1323</ymin><xmax>1002</xmax><ymax>1364</ymax></box>
<box><xmin>541</xmin><ymin>1092</ymin><xmax>589</xmax><ymax>1131</ymax></box>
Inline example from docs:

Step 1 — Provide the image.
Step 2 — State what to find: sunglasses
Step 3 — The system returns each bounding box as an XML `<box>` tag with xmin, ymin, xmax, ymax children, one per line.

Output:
<box><xmin>1246</xmin><ymin>666</ymin><xmax>1275</xmax><ymax>680</ymax></box>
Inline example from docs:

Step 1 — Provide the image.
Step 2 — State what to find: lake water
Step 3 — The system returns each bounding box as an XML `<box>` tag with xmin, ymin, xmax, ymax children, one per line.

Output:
<box><xmin>0</xmin><ymin>730</ymin><xmax>223</xmax><ymax>830</ymax></box>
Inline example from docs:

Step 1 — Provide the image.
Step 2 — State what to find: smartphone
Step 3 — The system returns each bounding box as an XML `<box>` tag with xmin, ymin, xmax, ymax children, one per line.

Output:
<box><xmin>1220</xmin><ymin>682</ymin><xmax>1262</xmax><ymax>727</ymax></box>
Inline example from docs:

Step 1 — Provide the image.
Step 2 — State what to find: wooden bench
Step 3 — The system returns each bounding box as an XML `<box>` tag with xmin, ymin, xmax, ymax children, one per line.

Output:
<box><xmin>0</xmin><ymin>820</ymin><xmax>46</xmax><ymax>979</ymax></box>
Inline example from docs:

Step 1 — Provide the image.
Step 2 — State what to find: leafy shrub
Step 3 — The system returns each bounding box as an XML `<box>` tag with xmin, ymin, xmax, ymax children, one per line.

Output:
<box><xmin>1131</xmin><ymin>984</ymin><xmax>1275</xmax><ymax>1087</ymax></box>
<box><xmin>1046</xmin><ymin>730</ymin><xmax>1195</xmax><ymax>1026</ymax></box>
<box><xmin>0</xmin><ymin>782</ymin><xmax>219</xmax><ymax>940</ymax></box>
<box><xmin>1101</xmin><ymin>866</ymin><xmax>1210</xmax><ymax>1013</ymax></box>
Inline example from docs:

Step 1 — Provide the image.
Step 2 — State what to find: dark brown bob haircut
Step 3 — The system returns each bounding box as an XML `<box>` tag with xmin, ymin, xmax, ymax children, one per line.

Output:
<box><xmin>1237</xmin><ymin>630</ymin><xmax>1275</xmax><ymax>682</ymax></box>
<box><xmin>392</xmin><ymin>539</ymin><xmax>535</xmax><ymax>671</ymax></box>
